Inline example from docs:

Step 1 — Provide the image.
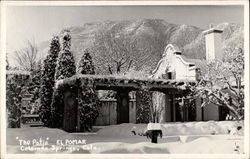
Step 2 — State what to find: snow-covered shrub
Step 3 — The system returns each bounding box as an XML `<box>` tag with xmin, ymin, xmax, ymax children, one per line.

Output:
<box><xmin>51</xmin><ymin>31</ymin><xmax>76</xmax><ymax>127</ymax></box>
<box><xmin>6</xmin><ymin>73</ymin><xmax>30</xmax><ymax>128</ymax></box>
<box><xmin>78</xmin><ymin>49</ymin><xmax>100</xmax><ymax>131</ymax></box>
<box><xmin>136</xmin><ymin>90</ymin><xmax>152</xmax><ymax>123</ymax></box>
<box><xmin>40</xmin><ymin>36</ymin><xmax>60</xmax><ymax>126</ymax></box>
<box><xmin>78</xmin><ymin>84</ymin><xmax>100</xmax><ymax>132</ymax></box>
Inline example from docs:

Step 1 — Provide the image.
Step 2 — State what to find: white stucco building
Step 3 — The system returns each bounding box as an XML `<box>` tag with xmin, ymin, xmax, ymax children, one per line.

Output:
<box><xmin>151</xmin><ymin>44</ymin><xmax>199</xmax><ymax>81</ymax></box>
<box><xmin>151</xmin><ymin>27</ymin><xmax>229</xmax><ymax>122</ymax></box>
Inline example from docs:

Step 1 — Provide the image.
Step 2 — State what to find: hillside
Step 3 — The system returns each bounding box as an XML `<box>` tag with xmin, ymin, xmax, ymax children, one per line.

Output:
<box><xmin>38</xmin><ymin>19</ymin><xmax>244</xmax><ymax>74</ymax></box>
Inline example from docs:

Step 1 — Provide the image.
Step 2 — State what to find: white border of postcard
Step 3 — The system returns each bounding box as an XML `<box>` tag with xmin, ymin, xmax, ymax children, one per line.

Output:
<box><xmin>0</xmin><ymin>1</ymin><xmax>249</xmax><ymax>159</ymax></box>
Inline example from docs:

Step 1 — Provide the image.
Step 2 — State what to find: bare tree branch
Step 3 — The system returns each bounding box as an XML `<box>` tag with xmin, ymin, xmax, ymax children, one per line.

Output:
<box><xmin>13</xmin><ymin>40</ymin><xmax>39</xmax><ymax>71</ymax></box>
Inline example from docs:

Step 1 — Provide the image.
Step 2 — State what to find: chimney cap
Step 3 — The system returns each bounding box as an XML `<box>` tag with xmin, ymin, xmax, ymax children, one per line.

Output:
<box><xmin>203</xmin><ymin>28</ymin><xmax>223</xmax><ymax>35</ymax></box>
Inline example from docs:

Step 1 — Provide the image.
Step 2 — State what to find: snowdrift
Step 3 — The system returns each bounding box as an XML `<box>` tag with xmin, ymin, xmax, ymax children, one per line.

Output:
<box><xmin>97</xmin><ymin>120</ymin><xmax>244</xmax><ymax>137</ymax></box>
<box><xmin>6</xmin><ymin>120</ymin><xmax>244</xmax><ymax>154</ymax></box>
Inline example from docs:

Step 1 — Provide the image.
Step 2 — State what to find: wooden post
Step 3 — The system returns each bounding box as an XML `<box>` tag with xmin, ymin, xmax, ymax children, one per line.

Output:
<box><xmin>147</xmin><ymin>123</ymin><xmax>162</xmax><ymax>144</ymax></box>
<box><xmin>160</xmin><ymin>93</ymin><xmax>167</xmax><ymax>123</ymax></box>
<box><xmin>151</xmin><ymin>131</ymin><xmax>159</xmax><ymax>143</ymax></box>
<box><xmin>172</xmin><ymin>94</ymin><xmax>176</xmax><ymax>122</ymax></box>
<box><xmin>179</xmin><ymin>97</ymin><xmax>185</xmax><ymax>122</ymax></box>
<box><xmin>195</xmin><ymin>97</ymin><xmax>202</xmax><ymax>121</ymax></box>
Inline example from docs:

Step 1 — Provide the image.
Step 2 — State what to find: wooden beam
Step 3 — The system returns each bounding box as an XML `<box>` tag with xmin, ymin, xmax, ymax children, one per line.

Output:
<box><xmin>59</xmin><ymin>75</ymin><xmax>193</xmax><ymax>93</ymax></box>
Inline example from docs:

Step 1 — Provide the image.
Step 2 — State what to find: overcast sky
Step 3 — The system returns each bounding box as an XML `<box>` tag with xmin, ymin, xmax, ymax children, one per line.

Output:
<box><xmin>6</xmin><ymin>5</ymin><xmax>244</xmax><ymax>55</ymax></box>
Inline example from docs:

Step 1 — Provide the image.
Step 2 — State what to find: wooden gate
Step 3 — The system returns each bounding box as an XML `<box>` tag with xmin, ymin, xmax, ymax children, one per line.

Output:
<box><xmin>63</xmin><ymin>91</ymin><xmax>77</xmax><ymax>132</ymax></box>
<box><xmin>95</xmin><ymin>99</ymin><xmax>117</xmax><ymax>125</ymax></box>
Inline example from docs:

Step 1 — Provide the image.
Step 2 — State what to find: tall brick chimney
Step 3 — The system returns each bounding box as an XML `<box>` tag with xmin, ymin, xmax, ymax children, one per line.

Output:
<box><xmin>203</xmin><ymin>26</ymin><xmax>223</xmax><ymax>61</ymax></box>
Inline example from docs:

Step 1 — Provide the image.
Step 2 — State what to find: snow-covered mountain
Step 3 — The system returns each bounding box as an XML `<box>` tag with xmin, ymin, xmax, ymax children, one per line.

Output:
<box><xmin>38</xmin><ymin>19</ymin><xmax>244</xmax><ymax>74</ymax></box>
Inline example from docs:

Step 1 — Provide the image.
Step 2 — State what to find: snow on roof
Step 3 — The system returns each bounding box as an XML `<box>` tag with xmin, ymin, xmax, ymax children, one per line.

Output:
<box><xmin>55</xmin><ymin>74</ymin><xmax>196</xmax><ymax>91</ymax></box>
<box><xmin>170</xmin><ymin>44</ymin><xmax>181</xmax><ymax>53</ymax></box>
<box><xmin>163</xmin><ymin>44</ymin><xmax>181</xmax><ymax>55</ymax></box>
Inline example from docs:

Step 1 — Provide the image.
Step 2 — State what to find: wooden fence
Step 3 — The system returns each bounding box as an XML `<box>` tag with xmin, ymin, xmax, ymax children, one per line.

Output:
<box><xmin>20</xmin><ymin>94</ymin><xmax>137</xmax><ymax>126</ymax></box>
<box><xmin>95</xmin><ymin>99</ymin><xmax>136</xmax><ymax>126</ymax></box>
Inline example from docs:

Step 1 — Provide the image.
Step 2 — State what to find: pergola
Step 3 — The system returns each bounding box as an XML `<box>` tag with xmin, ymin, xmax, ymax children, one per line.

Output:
<box><xmin>55</xmin><ymin>74</ymin><xmax>195</xmax><ymax>132</ymax></box>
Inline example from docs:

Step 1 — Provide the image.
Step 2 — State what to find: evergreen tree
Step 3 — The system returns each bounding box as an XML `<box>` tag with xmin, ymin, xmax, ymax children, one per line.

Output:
<box><xmin>28</xmin><ymin>60</ymin><xmax>42</xmax><ymax>114</ymax></box>
<box><xmin>78</xmin><ymin>49</ymin><xmax>95</xmax><ymax>75</ymax></box>
<box><xmin>51</xmin><ymin>31</ymin><xmax>76</xmax><ymax>127</ymax></box>
<box><xmin>78</xmin><ymin>49</ymin><xmax>99</xmax><ymax>131</ymax></box>
<box><xmin>39</xmin><ymin>36</ymin><xmax>60</xmax><ymax>126</ymax></box>
<box><xmin>55</xmin><ymin>31</ymin><xmax>76</xmax><ymax>80</ymax></box>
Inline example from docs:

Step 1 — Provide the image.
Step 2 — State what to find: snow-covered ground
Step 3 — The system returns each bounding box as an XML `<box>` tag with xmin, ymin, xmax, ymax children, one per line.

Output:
<box><xmin>6</xmin><ymin>121</ymin><xmax>244</xmax><ymax>154</ymax></box>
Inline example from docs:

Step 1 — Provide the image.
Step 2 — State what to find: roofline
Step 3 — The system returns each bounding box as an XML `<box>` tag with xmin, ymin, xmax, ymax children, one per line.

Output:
<box><xmin>203</xmin><ymin>28</ymin><xmax>223</xmax><ymax>35</ymax></box>
<box><xmin>151</xmin><ymin>58</ymin><xmax>164</xmax><ymax>75</ymax></box>
<box><xmin>176</xmin><ymin>55</ymin><xmax>195</xmax><ymax>67</ymax></box>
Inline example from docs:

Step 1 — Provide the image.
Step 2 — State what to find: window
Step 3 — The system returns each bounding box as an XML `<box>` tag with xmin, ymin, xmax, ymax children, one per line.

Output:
<box><xmin>167</xmin><ymin>72</ymin><xmax>172</xmax><ymax>79</ymax></box>
<box><xmin>163</xmin><ymin>71</ymin><xmax>175</xmax><ymax>80</ymax></box>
